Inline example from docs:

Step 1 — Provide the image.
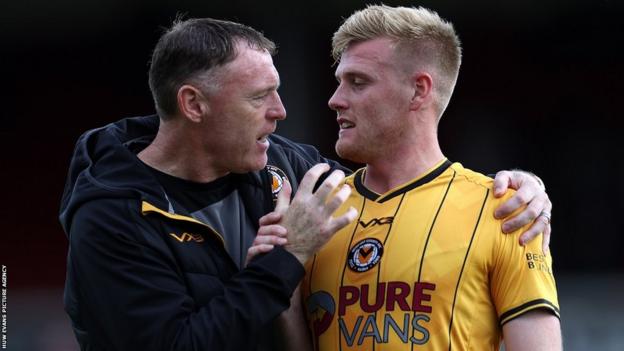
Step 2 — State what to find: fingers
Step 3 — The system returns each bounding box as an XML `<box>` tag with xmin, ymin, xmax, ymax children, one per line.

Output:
<box><xmin>495</xmin><ymin>170</ymin><xmax>549</xmax><ymax>219</ymax></box>
<box><xmin>326</xmin><ymin>206</ymin><xmax>358</xmax><ymax>235</ymax></box>
<box><xmin>247</xmin><ymin>225</ymin><xmax>289</xmax><ymax>265</ymax></box>
<box><xmin>253</xmin><ymin>232</ymin><xmax>287</xmax><ymax>246</ymax></box>
<box><xmin>501</xmin><ymin>195</ymin><xmax>545</xmax><ymax>233</ymax></box>
<box><xmin>323</xmin><ymin>184</ymin><xmax>352</xmax><ymax>217</ymax></box>
<box><xmin>314</xmin><ymin>169</ymin><xmax>346</xmax><ymax>204</ymax></box>
<box><xmin>274</xmin><ymin>180</ymin><xmax>292</xmax><ymax>214</ymax></box>
<box><xmin>493</xmin><ymin>170</ymin><xmax>512</xmax><ymax>198</ymax></box>
<box><xmin>246</xmin><ymin>244</ymin><xmax>275</xmax><ymax>266</ymax></box>
<box><xmin>517</xmin><ymin>199</ymin><xmax>551</xmax><ymax>248</ymax></box>
<box><xmin>256</xmin><ymin>224</ymin><xmax>288</xmax><ymax>239</ymax></box>
<box><xmin>259</xmin><ymin>211</ymin><xmax>283</xmax><ymax>226</ymax></box>
<box><xmin>297</xmin><ymin>163</ymin><xmax>331</xmax><ymax>196</ymax></box>
<box><xmin>494</xmin><ymin>186</ymin><xmax>532</xmax><ymax>220</ymax></box>
<box><xmin>517</xmin><ymin>215</ymin><xmax>547</xmax><ymax>246</ymax></box>
<box><xmin>542</xmin><ymin>224</ymin><xmax>552</xmax><ymax>255</ymax></box>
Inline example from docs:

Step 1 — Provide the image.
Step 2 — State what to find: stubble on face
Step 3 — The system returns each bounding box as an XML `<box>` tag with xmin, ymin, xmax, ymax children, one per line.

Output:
<box><xmin>200</xmin><ymin>42</ymin><xmax>283</xmax><ymax>173</ymax></box>
<box><xmin>332</xmin><ymin>38</ymin><xmax>412</xmax><ymax>165</ymax></box>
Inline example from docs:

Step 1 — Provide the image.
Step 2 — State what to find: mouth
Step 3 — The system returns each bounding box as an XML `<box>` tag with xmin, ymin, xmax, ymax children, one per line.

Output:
<box><xmin>337</xmin><ymin>118</ymin><xmax>355</xmax><ymax>130</ymax></box>
<box><xmin>256</xmin><ymin>129</ymin><xmax>275</xmax><ymax>144</ymax></box>
<box><xmin>337</xmin><ymin>117</ymin><xmax>355</xmax><ymax>129</ymax></box>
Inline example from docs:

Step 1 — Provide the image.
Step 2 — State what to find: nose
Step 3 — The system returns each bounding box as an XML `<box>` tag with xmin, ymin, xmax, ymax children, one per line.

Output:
<box><xmin>328</xmin><ymin>84</ymin><xmax>347</xmax><ymax>112</ymax></box>
<box><xmin>267</xmin><ymin>91</ymin><xmax>287</xmax><ymax>121</ymax></box>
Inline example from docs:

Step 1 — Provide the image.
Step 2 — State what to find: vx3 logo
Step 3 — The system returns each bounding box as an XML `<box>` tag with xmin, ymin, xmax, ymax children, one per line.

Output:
<box><xmin>359</xmin><ymin>216</ymin><xmax>394</xmax><ymax>228</ymax></box>
<box><xmin>169</xmin><ymin>232</ymin><xmax>205</xmax><ymax>243</ymax></box>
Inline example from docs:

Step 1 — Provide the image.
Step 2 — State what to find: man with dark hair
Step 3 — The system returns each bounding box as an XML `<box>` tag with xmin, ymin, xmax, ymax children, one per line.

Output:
<box><xmin>60</xmin><ymin>17</ymin><xmax>552</xmax><ymax>351</ymax></box>
<box><xmin>148</xmin><ymin>18</ymin><xmax>277</xmax><ymax>118</ymax></box>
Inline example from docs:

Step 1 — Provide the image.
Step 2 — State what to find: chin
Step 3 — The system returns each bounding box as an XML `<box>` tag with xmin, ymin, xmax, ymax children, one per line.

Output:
<box><xmin>336</xmin><ymin>142</ymin><xmax>365</xmax><ymax>164</ymax></box>
<box><xmin>246</xmin><ymin>155</ymin><xmax>269</xmax><ymax>172</ymax></box>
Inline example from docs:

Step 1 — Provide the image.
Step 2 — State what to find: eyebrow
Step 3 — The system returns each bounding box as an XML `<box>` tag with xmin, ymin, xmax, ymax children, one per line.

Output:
<box><xmin>251</xmin><ymin>81</ymin><xmax>281</xmax><ymax>97</ymax></box>
<box><xmin>335</xmin><ymin>70</ymin><xmax>373</xmax><ymax>81</ymax></box>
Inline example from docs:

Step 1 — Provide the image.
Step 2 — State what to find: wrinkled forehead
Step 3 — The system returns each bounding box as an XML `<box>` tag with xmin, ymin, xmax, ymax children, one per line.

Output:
<box><xmin>220</xmin><ymin>42</ymin><xmax>280</xmax><ymax>86</ymax></box>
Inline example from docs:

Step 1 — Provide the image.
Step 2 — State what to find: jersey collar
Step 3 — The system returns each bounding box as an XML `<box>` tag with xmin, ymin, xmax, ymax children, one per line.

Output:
<box><xmin>354</xmin><ymin>159</ymin><xmax>453</xmax><ymax>203</ymax></box>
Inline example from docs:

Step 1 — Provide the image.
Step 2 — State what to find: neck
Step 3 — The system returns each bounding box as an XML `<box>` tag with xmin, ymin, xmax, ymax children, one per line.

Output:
<box><xmin>363</xmin><ymin>131</ymin><xmax>445</xmax><ymax>194</ymax></box>
<box><xmin>138</xmin><ymin>119</ymin><xmax>228</xmax><ymax>183</ymax></box>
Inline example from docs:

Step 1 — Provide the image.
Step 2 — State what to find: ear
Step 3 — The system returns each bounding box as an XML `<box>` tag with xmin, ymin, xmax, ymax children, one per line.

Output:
<box><xmin>409</xmin><ymin>72</ymin><xmax>433</xmax><ymax>111</ymax></box>
<box><xmin>177</xmin><ymin>84</ymin><xmax>209</xmax><ymax>123</ymax></box>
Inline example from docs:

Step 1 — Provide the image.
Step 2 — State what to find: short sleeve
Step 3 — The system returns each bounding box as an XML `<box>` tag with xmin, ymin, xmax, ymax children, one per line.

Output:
<box><xmin>490</xmin><ymin>225</ymin><xmax>560</xmax><ymax>325</ymax></box>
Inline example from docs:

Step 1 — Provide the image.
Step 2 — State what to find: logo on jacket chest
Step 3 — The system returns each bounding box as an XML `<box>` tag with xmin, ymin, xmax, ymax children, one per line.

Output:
<box><xmin>169</xmin><ymin>232</ymin><xmax>204</xmax><ymax>243</ymax></box>
<box><xmin>266</xmin><ymin>165</ymin><xmax>289</xmax><ymax>201</ymax></box>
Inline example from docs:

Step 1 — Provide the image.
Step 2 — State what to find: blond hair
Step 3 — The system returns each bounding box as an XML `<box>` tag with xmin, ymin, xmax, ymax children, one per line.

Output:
<box><xmin>332</xmin><ymin>5</ymin><xmax>462</xmax><ymax>116</ymax></box>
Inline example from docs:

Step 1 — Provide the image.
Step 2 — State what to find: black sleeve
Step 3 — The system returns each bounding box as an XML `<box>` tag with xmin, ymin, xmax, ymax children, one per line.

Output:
<box><xmin>67</xmin><ymin>199</ymin><xmax>304</xmax><ymax>351</ymax></box>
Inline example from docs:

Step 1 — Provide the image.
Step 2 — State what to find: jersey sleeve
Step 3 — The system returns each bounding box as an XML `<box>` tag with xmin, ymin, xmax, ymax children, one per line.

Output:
<box><xmin>489</xmin><ymin>212</ymin><xmax>560</xmax><ymax>326</ymax></box>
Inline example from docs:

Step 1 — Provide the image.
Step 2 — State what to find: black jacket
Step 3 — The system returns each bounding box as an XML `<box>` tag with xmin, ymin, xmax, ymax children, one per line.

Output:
<box><xmin>59</xmin><ymin>115</ymin><xmax>348</xmax><ymax>351</ymax></box>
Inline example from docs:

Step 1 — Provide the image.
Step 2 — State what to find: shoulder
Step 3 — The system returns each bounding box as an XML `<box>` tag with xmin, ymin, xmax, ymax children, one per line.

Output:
<box><xmin>268</xmin><ymin>134</ymin><xmax>322</xmax><ymax>161</ymax></box>
<box><xmin>450</xmin><ymin>162</ymin><xmax>516</xmax><ymax>205</ymax></box>
<box><xmin>68</xmin><ymin>198</ymin><xmax>148</xmax><ymax>247</ymax></box>
<box><xmin>71</xmin><ymin>197</ymin><xmax>135</xmax><ymax>226</ymax></box>
<box><xmin>450</xmin><ymin>163</ymin><xmax>494</xmax><ymax>188</ymax></box>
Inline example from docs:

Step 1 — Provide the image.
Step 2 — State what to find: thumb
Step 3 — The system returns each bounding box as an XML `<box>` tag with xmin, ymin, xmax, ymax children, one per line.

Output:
<box><xmin>274</xmin><ymin>180</ymin><xmax>292</xmax><ymax>214</ymax></box>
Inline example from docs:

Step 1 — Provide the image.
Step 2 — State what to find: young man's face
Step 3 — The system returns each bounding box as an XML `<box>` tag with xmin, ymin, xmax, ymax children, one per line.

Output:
<box><xmin>200</xmin><ymin>41</ymin><xmax>286</xmax><ymax>173</ymax></box>
<box><xmin>329</xmin><ymin>37</ymin><xmax>414</xmax><ymax>164</ymax></box>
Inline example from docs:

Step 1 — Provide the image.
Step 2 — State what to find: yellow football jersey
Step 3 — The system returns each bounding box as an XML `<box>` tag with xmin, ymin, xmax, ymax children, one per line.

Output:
<box><xmin>302</xmin><ymin>160</ymin><xmax>559</xmax><ymax>351</ymax></box>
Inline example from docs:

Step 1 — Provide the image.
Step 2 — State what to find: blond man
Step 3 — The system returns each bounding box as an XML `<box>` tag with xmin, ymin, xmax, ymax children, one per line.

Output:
<box><xmin>256</xmin><ymin>5</ymin><xmax>561</xmax><ymax>351</ymax></box>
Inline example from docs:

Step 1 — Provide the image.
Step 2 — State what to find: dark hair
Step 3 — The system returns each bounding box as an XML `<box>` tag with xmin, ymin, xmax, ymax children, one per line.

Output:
<box><xmin>148</xmin><ymin>18</ymin><xmax>276</xmax><ymax>118</ymax></box>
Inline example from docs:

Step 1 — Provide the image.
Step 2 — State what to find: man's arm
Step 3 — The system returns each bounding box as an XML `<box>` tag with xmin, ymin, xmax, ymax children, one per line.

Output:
<box><xmin>493</xmin><ymin>170</ymin><xmax>553</xmax><ymax>253</ymax></box>
<box><xmin>248</xmin><ymin>217</ymin><xmax>314</xmax><ymax>351</ymax></box>
<box><xmin>68</xmin><ymin>200</ymin><xmax>304</xmax><ymax>351</ymax></box>
<box><xmin>503</xmin><ymin>310</ymin><xmax>562</xmax><ymax>351</ymax></box>
<box><xmin>274</xmin><ymin>285</ymin><xmax>313</xmax><ymax>351</ymax></box>
<box><xmin>490</xmin><ymin>192</ymin><xmax>561</xmax><ymax>351</ymax></box>
<box><xmin>246</xmin><ymin>163</ymin><xmax>361</xmax><ymax>351</ymax></box>
<box><xmin>248</xmin><ymin>163</ymin><xmax>358</xmax><ymax>266</ymax></box>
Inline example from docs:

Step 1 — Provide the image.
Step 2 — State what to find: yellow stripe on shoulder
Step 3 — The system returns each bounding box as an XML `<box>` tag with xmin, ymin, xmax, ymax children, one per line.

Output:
<box><xmin>141</xmin><ymin>201</ymin><xmax>225</xmax><ymax>245</ymax></box>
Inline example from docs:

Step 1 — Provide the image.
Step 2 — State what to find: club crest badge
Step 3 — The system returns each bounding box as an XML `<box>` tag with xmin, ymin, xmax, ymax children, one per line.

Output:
<box><xmin>347</xmin><ymin>238</ymin><xmax>384</xmax><ymax>272</ymax></box>
<box><xmin>266</xmin><ymin>165</ymin><xmax>288</xmax><ymax>201</ymax></box>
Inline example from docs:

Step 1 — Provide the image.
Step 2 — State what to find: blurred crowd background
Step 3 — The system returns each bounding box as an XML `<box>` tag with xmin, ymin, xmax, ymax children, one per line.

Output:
<box><xmin>1</xmin><ymin>0</ymin><xmax>622</xmax><ymax>350</ymax></box>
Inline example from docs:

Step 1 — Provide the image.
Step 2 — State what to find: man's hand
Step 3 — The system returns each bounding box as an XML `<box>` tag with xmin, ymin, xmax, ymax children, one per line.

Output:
<box><xmin>279</xmin><ymin>163</ymin><xmax>357</xmax><ymax>264</ymax></box>
<box><xmin>247</xmin><ymin>163</ymin><xmax>358</xmax><ymax>265</ymax></box>
<box><xmin>246</xmin><ymin>211</ymin><xmax>287</xmax><ymax>266</ymax></box>
<box><xmin>493</xmin><ymin>170</ymin><xmax>552</xmax><ymax>253</ymax></box>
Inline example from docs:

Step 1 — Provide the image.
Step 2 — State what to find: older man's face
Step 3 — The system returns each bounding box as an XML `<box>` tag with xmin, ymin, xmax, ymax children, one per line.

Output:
<box><xmin>199</xmin><ymin>41</ymin><xmax>286</xmax><ymax>173</ymax></box>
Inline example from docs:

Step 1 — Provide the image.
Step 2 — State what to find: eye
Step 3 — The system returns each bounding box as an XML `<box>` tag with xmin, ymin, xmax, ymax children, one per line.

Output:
<box><xmin>350</xmin><ymin>76</ymin><xmax>368</xmax><ymax>89</ymax></box>
<box><xmin>253</xmin><ymin>93</ymin><xmax>268</xmax><ymax>100</ymax></box>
